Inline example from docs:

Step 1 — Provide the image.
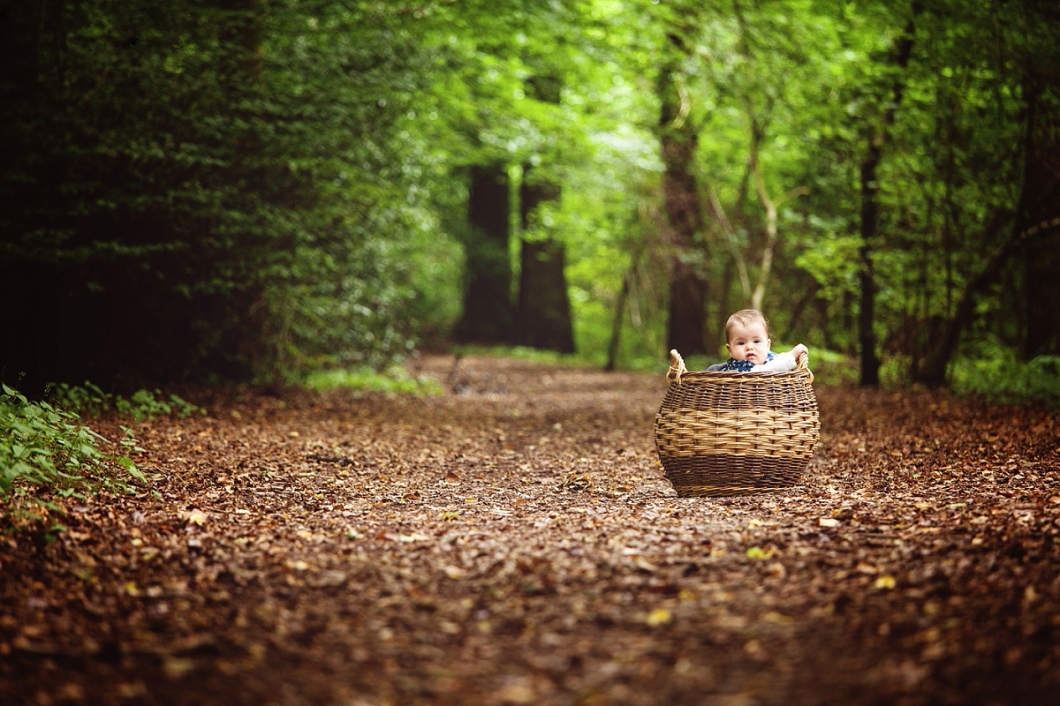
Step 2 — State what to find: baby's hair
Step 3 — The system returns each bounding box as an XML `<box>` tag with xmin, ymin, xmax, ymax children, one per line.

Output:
<box><xmin>725</xmin><ymin>309</ymin><xmax>770</xmax><ymax>343</ymax></box>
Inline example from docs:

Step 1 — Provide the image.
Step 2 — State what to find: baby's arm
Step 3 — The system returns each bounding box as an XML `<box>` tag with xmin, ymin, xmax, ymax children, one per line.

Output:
<box><xmin>752</xmin><ymin>352</ymin><xmax>796</xmax><ymax>372</ymax></box>
<box><xmin>751</xmin><ymin>344</ymin><xmax>808</xmax><ymax>372</ymax></box>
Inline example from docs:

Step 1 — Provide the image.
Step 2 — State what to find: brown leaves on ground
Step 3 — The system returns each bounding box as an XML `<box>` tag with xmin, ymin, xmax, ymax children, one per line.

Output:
<box><xmin>1</xmin><ymin>355</ymin><xmax>1059</xmax><ymax>706</ymax></box>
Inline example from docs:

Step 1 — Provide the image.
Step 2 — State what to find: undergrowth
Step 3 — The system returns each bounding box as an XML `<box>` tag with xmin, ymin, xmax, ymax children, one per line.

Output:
<box><xmin>304</xmin><ymin>365</ymin><xmax>444</xmax><ymax>396</ymax></box>
<box><xmin>1</xmin><ymin>384</ymin><xmax>145</xmax><ymax>533</ymax></box>
<box><xmin>49</xmin><ymin>382</ymin><xmax>204</xmax><ymax>420</ymax></box>
<box><xmin>450</xmin><ymin>345</ymin><xmax>590</xmax><ymax>367</ymax></box>
<box><xmin>1</xmin><ymin>380</ymin><xmax>201</xmax><ymax>532</ymax></box>
<box><xmin>950</xmin><ymin>342</ymin><xmax>1060</xmax><ymax>406</ymax></box>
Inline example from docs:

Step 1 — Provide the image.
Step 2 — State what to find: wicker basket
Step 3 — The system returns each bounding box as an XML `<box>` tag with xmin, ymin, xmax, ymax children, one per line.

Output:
<box><xmin>654</xmin><ymin>349</ymin><xmax>820</xmax><ymax>497</ymax></box>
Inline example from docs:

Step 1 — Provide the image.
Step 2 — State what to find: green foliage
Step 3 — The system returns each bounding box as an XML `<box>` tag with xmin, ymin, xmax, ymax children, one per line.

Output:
<box><xmin>1</xmin><ymin>0</ymin><xmax>1057</xmax><ymax>388</ymax></box>
<box><xmin>0</xmin><ymin>0</ymin><xmax>434</xmax><ymax>387</ymax></box>
<box><xmin>303</xmin><ymin>366</ymin><xmax>444</xmax><ymax>397</ymax></box>
<box><xmin>450</xmin><ymin>345</ymin><xmax>593</xmax><ymax>368</ymax></box>
<box><xmin>46</xmin><ymin>382</ymin><xmax>113</xmax><ymax>420</ymax></box>
<box><xmin>950</xmin><ymin>340</ymin><xmax>1060</xmax><ymax>406</ymax></box>
<box><xmin>49</xmin><ymin>383</ymin><xmax>204</xmax><ymax>421</ymax></box>
<box><xmin>795</xmin><ymin>348</ymin><xmax>860</xmax><ymax>388</ymax></box>
<box><xmin>0</xmin><ymin>385</ymin><xmax>143</xmax><ymax>501</ymax></box>
<box><xmin>114</xmin><ymin>390</ymin><xmax>203</xmax><ymax>422</ymax></box>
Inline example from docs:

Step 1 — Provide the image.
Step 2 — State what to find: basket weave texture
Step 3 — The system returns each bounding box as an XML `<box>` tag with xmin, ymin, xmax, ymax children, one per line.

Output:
<box><xmin>654</xmin><ymin>349</ymin><xmax>820</xmax><ymax>497</ymax></box>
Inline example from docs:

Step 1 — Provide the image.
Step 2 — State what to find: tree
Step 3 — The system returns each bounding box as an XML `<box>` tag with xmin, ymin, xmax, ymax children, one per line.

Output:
<box><xmin>658</xmin><ymin>31</ymin><xmax>709</xmax><ymax>356</ymax></box>
<box><xmin>0</xmin><ymin>0</ymin><xmax>429</xmax><ymax>390</ymax></box>
<box><xmin>514</xmin><ymin>168</ymin><xmax>575</xmax><ymax>352</ymax></box>
<box><xmin>513</xmin><ymin>72</ymin><xmax>576</xmax><ymax>354</ymax></box>
<box><xmin>4</xmin><ymin>0</ymin><xmax>1058</xmax><ymax>391</ymax></box>
<box><xmin>854</xmin><ymin>2</ymin><xmax>921</xmax><ymax>386</ymax></box>
<box><xmin>863</xmin><ymin>0</ymin><xmax>1060</xmax><ymax>386</ymax></box>
<box><xmin>453</xmin><ymin>165</ymin><xmax>514</xmax><ymax>344</ymax></box>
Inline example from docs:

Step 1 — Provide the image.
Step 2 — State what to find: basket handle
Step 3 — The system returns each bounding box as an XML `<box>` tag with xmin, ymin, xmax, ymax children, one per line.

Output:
<box><xmin>795</xmin><ymin>350</ymin><xmax>815</xmax><ymax>384</ymax></box>
<box><xmin>667</xmin><ymin>349</ymin><xmax>687</xmax><ymax>385</ymax></box>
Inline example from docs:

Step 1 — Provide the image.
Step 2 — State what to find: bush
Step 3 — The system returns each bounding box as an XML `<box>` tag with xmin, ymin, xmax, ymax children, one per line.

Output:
<box><xmin>0</xmin><ymin>384</ymin><xmax>143</xmax><ymax>502</ymax></box>
<box><xmin>49</xmin><ymin>382</ymin><xmax>204</xmax><ymax>421</ymax></box>
<box><xmin>303</xmin><ymin>366</ymin><xmax>444</xmax><ymax>397</ymax></box>
<box><xmin>950</xmin><ymin>338</ymin><xmax>1060</xmax><ymax>405</ymax></box>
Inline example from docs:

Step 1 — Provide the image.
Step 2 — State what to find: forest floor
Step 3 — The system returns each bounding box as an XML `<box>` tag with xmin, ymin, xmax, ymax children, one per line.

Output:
<box><xmin>1</xmin><ymin>354</ymin><xmax>1059</xmax><ymax>706</ymax></box>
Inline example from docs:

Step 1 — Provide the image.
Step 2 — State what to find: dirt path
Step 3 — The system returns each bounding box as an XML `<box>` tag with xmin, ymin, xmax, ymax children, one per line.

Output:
<box><xmin>2</xmin><ymin>355</ymin><xmax>1059</xmax><ymax>706</ymax></box>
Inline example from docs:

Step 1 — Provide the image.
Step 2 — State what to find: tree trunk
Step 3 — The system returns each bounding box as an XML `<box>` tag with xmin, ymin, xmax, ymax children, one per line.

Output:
<box><xmin>857</xmin><ymin>162</ymin><xmax>882</xmax><ymax>386</ymax></box>
<box><xmin>512</xmin><ymin>73</ymin><xmax>574</xmax><ymax>354</ymax></box>
<box><xmin>749</xmin><ymin>153</ymin><xmax>806</xmax><ymax>312</ymax></box>
<box><xmin>605</xmin><ymin>245</ymin><xmax>646</xmax><ymax>371</ymax></box>
<box><xmin>454</xmin><ymin>164</ymin><xmax>513</xmax><ymax>344</ymax></box>
<box><xmin>659</xmin><ymin>33</ymin><xmax>708</xmax><ymax>355</ymax></box>
<box><xmin>917</xmin><ymin>218</ymin><xmax>1026</xmax><ymax>386</ymax></box>
<box><xmin>605</xmin><ymin>273</ymin><xmax>631</xmax><ymax>373</ymax></box>
<box><xmin>857</xmin><ymin>5</ymin><xmax>919</xmax><ymax>386</ymax></box>
<box><xmin>1023</xmin><ymin>232</ymin><xmax>1060</xmax><ymax>359</ymax></box>
<box><xmin>1019</xmin><ymin>92</ymin><xmax>1060</xmax><ymax>360</ymax></box>
<box><xmin>514</xmin><ymin>237</ymin><xmax>575</xmax><ymax>353</ymax></box>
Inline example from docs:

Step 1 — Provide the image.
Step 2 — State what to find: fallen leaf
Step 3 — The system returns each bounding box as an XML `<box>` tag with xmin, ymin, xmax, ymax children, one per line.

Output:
<box><xmin>646</xmin><ymin>608</ymin><xmax>672</xmax><ymax>626</ymax></box>
<box><xmin>185</xmin><ymin>510</ymin><xmax>208</xmax><ymax>526</ymax></box>
<box><xmin>561</xmin><ymin>473</ymin><xmax>593</xmax><ymax>491</ymax></box>
<box><xmin>746</xmin><ymin>546</ymin><xmax>774</xmax><ymax>559</ymax></box>
<box><xmin>162</xmin><ymin>657</ymin><xmax>195</xmax><ymax>679</ymax></box>
<box><xmin>761</xmin><ymin>611</ymin><xmax>791</xmax><ymax>624</ymax></box>
<box><xmin>496</xmin><ymin>682</ymin><xmax>536</xmax><ymax>705</ymax></box>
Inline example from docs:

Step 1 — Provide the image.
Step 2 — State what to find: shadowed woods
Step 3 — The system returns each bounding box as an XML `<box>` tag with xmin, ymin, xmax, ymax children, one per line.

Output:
<box><xmin>1</xmin><ymin>356</ymin><xmax>1058</xmax><ymax>706</ymax></box>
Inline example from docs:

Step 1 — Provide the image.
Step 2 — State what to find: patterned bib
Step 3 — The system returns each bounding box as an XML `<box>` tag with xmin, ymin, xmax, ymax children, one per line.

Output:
<box><xmin>718</xmin><ymin>351</ymin><xmax>775</xmax><ymax>372</ymax></box>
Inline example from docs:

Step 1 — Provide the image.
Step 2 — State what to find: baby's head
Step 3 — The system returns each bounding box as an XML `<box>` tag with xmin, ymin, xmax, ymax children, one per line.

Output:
<box><xmin>725</xmin><ymin>309</ymin><xmax>771</xmax><ymax>363</ymax></box>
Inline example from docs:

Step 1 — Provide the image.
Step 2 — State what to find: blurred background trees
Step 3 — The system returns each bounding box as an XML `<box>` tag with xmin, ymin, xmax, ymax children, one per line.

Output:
<box><xmin>1</xmin><ymin>0</ymin><xmax>1057</xmax><ymax>395</ymax></box>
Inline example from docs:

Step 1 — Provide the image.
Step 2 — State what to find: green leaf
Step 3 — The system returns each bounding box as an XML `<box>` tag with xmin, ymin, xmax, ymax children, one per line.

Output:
<box><xmin>118</xmin><ymin>457</ymin><xmax>146</xmax><ymax>482</ymax></box>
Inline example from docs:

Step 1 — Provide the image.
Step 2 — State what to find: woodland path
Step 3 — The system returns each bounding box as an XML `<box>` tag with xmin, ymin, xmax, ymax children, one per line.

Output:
<box><xmin>1</xmin><ymin>355</ymin><xmax>1059</xmax><ymax>706</ymax></box>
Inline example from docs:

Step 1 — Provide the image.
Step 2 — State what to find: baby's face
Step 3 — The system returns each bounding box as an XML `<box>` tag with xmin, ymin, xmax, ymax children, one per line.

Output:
<box><xmin>726</xmin><ymin>321</ymin><xmax>771</xmax><ymax>363</ymax></box>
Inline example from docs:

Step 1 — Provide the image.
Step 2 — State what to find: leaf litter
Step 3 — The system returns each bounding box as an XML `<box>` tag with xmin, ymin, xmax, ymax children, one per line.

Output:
<box><xmin>1</xmin><ymin>355</ymin><xmax>1059</xmax><ymax>705</ymax></box>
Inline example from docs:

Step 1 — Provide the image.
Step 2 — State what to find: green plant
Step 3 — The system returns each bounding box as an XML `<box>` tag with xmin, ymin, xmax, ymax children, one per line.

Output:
<box><xmin>451</xmin><ymin>345</ymin><xmax>584</xmax><ymax>365</ymax></box>
<box><xmin>950</xmin><ymin>339</ymin><xmax>1060</xmax><ymax>406</ymax></box>
<box><xmin>48</xmin><ymin>381</ymin><xmax>112</xmax><ymax>419</ymax></box>
<box><xmin>115</xmin><ymin>389</ymin><xmax>177</xmax><ymax>422</ymax></box>
<box><xmin>50</xmin><ymin>383</ymin><xmax>204</xmax><ymax>421</ymax></box>
<box><xmin>0</xmin><ymin>385</ymin><xmax>144</xmax><ymax>502</ymax></box>
<box><xmin>303</xmin><ymin>366</ymin><xmax>444</xmax><ymax>397</ymax></box>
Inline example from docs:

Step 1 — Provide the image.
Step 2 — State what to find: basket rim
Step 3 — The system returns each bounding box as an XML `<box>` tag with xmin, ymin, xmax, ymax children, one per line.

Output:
<box><xmin>665</xmin><ymin>368</ymin><xmax>816</xmax><ymax>387</ymax></box>
<box><xmin>666</xmin><ymin>348</ymin><xmax>814</xmax><ymax>385</ymax></box>
<box><xmin>670</xmin><ymin>368</ymin><xmax>813</xmax><ymax>379</ymax></box>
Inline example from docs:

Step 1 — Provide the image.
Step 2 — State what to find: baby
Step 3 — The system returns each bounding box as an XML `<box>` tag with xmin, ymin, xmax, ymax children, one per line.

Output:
<box><xmin>706</xmin><ymin>309</ymin><xmax>808</xmax><ymax>372</ymax></box>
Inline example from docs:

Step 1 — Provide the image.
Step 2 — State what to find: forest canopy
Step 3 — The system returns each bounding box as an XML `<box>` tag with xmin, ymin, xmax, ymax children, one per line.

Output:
<box><xmin>1</xmin><ymin>0</ymin><xmax>1058</xmax><ymax>394</ymax></box>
